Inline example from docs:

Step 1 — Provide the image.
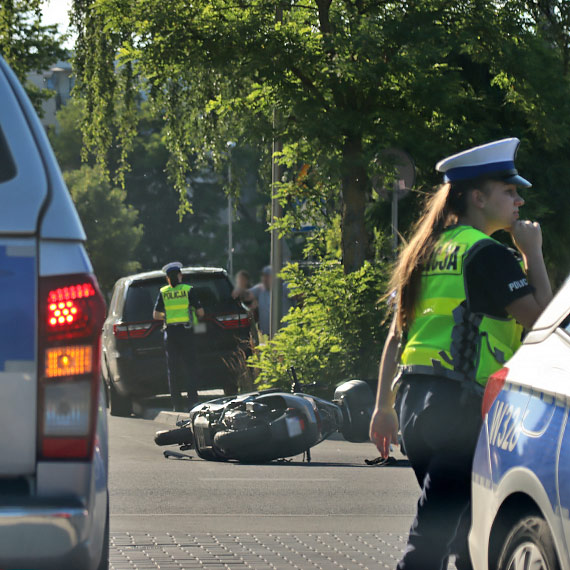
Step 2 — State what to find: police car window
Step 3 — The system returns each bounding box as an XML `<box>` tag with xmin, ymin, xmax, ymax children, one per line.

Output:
<box><xmin>0</xmin><ymin>128</ymin><xmax>17</xmax><ymax>183</ymax></box>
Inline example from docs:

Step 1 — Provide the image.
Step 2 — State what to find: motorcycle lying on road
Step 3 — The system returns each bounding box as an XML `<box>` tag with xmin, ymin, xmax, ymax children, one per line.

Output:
<box><xmin>154</xmin><ymin>368</ymin><xmax>374</xmax><ymax>463</ymax></box>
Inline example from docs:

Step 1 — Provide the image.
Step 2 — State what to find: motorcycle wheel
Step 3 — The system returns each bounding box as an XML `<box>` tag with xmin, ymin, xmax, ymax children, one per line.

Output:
<box><xmin>213</xmin><ymin>424</ymin><xmax>275</xmax><ymax>463</ymax></box>
<box><xmin>154</xmin><ymin>426</ymin><xmax>193</xmax><ymax>446</ymax></box>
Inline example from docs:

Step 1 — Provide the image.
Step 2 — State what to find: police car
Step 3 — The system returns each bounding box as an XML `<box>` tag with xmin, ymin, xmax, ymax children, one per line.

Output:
<box><xmin>0</xmin><ymin>57</ymin><xmax>109</xmax><ymax>568</ymax></box>
<box><xmin>470</xmin><ymin>276</ymin><xmax>570</xmax><ymax>570</ymax></box>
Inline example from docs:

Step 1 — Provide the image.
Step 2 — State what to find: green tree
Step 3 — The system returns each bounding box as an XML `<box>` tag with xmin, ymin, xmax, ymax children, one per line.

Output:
<box><xmin>64</xmin><ymin>165</ymin><xmax>143</xmax><ymax>293</ymax></box>
<box><xmin>50</xmin><ymin>97</ymin><xmax>85</xmax><ymax>171</ymax></box>
<box><xmin>126</xmin><ymin>107</ymin><xmax>271</xmax><ymax>273</ymax></box>
<box><xmin>72</xmin><ymin>0</ymin><xmax>570</xmax><ymax>279</ymax></box>
<box><xmin>250</xmin><ymin>260</ymin><xmax>390</xmax><ymax>393</ymax></box>
<box><xmin>0</xmin><ymin>0</ymin><xmax>66</xmax><ymax>112</ymax></box>
<box><xmin>51</xmin><ymin>98</ymin><xmax>271</xmax><ymax>280</ymax></box>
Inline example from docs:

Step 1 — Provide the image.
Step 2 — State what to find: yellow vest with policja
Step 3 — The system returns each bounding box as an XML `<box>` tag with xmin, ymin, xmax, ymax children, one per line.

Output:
<box><xmin>160</xmin><ymin>284</ymin><xmax>199</xmax><ymax>326</ymax></box>
<box><xmin>399</xmin><ymin>225</ymin><xmax>524</xmax><ymax>387</ymax></box>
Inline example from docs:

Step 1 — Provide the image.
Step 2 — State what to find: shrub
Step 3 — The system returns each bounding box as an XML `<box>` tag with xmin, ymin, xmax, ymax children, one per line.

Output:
<box><xmin>249</xmin><ymin>260</ymin><xmax>391</xmax><ymax>395</ymax></box>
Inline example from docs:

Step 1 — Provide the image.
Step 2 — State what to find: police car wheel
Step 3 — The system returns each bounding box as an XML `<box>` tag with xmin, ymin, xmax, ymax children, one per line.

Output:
<box><xmin>497</xmin><ymin>515</ymin><xmax>560</xmax><ymax>570</ymax></box>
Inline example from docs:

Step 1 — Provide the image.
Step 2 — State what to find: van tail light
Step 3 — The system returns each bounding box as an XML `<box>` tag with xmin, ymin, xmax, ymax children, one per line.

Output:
<box><xmin>214</xmin><ymin>313</ymin><xmax>250</xmax><ymax>329</ymax></box>
<box><xmin>113</xmin><ymin>324</ymin><xmax>129</xmax><ymax>339</ymax></box>
<box><xmin>482</xmin><ymin>367</ymin><xmax>509</xmax><ymax>419</ymax></box>
<box><xmin>113</xmin><ymin>322</ymin><xmax>156</xmax><ymax>339</ymax></box>
<box><xmin>38</xmin><ymin>274</ymin><xmax>106</xmax><ymax>460</ymax></box>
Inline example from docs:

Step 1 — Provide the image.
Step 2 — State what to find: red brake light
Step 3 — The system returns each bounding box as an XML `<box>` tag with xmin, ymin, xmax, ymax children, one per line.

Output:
<box><xmin>38</xmin><ymin>274</ymin><xmax>106</xmax><ymax>461</ymax></box>
<box><xmin>113</xmin><ymin>324</ymin><xmax>129</xmax><ymax>339</ymax></box>
<box><xmin>41</xmin><ymin>437</ymin><xmax>89</xmax><ymax>459</ymax></box>
<box><xmin>45</xmin><ymin>281</ymin><xmax>101</xmax><ymax>341</ymax></box>
<box><xmin>482</xmin><ymin>367</ymin><xmax>509</xmax><ymax>418</ymax></box>
<box><xmin>113</xmin><ymin>322</ymin><xmax>156</xmax><ymax>339</ymax></box>
<box><xmin>214</xmin><ymin>313</ymin><xmax>249</xmax><ymax>329</ymax></box>
<box><xmin>48</xmin><ymin>282</ymin><xmax>96</xmax><ymax>303</ymax></box>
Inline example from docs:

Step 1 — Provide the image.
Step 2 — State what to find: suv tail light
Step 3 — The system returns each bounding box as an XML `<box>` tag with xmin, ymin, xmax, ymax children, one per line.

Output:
<box><xmin>113</xmin><ymin>322</ymin><xmax>157</xmax><ymax>339</ymax></box>
<box><xmin>214</xmin><ymin>313</ymin><xmax>250</xmax><ymax>329</ymax></box>
<box><xmin>38</xmin><ymin>274</ymin><xmax>106</xmax><ymax>460</ymax></box>
<box><xmin>481</xmin><ymin>367</ymin><xmax>509</xmax><ymax>419</ymax></box>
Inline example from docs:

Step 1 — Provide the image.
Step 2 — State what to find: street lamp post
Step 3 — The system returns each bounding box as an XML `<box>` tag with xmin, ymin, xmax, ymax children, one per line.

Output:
<box><xmin>269</xmin><ymin>5</ymin><xmax>283</xmax><ymax>340</ymax></box>
<box><xmin>226</xmin><ymin>141</ymin><xmax>236</xmax><ymax>278</ymax></box>
<box><xmin>269</xmin><ymin>121</ymin><xmax>283</xmax><ymax>340</ymax></box>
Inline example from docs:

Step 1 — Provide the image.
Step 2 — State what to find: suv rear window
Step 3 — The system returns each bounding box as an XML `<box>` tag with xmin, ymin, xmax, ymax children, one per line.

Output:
<box><xmin>123</xmin><ymin>274</ymin><xmax>233</xmax><ymax>322</ymax></box>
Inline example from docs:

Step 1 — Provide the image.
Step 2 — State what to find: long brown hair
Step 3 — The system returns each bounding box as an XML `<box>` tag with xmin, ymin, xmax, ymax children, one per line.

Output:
<box><xmin>390</xmin><ymin>178</ymin><xmax>491</xmax><ymax>333</ymax></box>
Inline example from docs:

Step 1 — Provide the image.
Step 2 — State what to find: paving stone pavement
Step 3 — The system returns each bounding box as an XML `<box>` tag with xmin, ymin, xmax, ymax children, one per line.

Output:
<box><xmin>109</xmin><ymin>531</ymin><xmax>409</xmax><ymax>569</ymax></box>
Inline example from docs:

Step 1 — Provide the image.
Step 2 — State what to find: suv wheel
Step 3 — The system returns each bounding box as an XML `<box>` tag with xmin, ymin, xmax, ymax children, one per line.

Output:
<box><xmin>102</xmin><ymin>374</ymin><xmax>109</xmax><ymax>409</ymax></box>
<box><xmin>109</xmin><ymin>380</ymin><xmax>132</xmax><ymax>417</ymax></box>
<box><xmin>497</xmin><ymin>515</ymin><xmax>560</xmax><ymax>570</ymax></box>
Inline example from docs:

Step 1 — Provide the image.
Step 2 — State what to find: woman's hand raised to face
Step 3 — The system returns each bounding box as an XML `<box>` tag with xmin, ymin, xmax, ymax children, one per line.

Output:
<box><xmin>510</xmin><ymin>220</ymin><xmax>543</xmax><ymax>257</ymax></box>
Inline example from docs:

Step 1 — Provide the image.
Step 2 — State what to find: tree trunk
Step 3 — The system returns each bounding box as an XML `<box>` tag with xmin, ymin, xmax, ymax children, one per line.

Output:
<box><xmin>341</xmin><ymin>135</ymin><xmax>368</xmax><ymax>274</ymax></box>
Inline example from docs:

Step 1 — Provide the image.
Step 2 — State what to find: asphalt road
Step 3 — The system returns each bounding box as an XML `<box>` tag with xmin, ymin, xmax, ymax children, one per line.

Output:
<box><xmin>107</xmin><ymin>414</ymin><xmax>443</xmax><ymax>569</ymax></box>
<box><xmin>109</xmin><ymin>414</ymin><xmax>417</xmax><ymax>532</ymax></box>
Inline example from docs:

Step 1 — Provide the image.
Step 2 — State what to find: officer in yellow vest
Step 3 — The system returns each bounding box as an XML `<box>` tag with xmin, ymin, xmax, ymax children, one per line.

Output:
<box><xmin>369</xmin><ymin>139</ymin><xmax>553</xmax><ymax>570</ymax></box>
<box><xmin>153</xmin><ymin>262</ymin><xmax>205</xmax><ymax>412</ymax></box>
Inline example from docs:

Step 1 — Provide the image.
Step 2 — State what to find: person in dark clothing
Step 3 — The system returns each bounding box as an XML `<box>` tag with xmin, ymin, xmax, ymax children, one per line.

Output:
<box><xmin>153</xmin><ymin>262</ymin><xmax>205</xmax><ymax>412</ymax></box>
<box><xmin>369</xmin><ymin>138</ymin><xmax>552</xmax><ymax>570</ymax></box>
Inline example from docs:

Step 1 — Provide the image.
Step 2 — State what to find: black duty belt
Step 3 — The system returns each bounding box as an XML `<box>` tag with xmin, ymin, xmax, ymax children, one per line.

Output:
<box><xmin>166</xmin><ymin>323</ymin><xmax>193</xmax><ymax>330</ymax></box>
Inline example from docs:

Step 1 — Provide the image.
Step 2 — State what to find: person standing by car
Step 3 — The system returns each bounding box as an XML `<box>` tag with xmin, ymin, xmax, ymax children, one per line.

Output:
<box><xmin>369</xmin><ymin>138</ymin><xmax>553</xmax><ymax>570</ymax></box>
<box><xmin>232</xmin><ymin>265</ymin><xmax>293</xmax><ymax>337</ymax></box>
<box><xmin>153</xmin><ymin>262</ymin><xmax>205</xmax><ymax>412</ymax></box>
<box><xmin>235</xmin><ymin>269</ymin><xmax>255</xmax><ymax>315</ymax></box>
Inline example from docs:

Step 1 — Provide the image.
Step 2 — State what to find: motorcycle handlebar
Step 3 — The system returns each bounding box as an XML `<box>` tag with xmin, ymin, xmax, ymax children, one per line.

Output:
<box><xmin>288</xmin><ymin>366</ymin><xmax>327</xmax><ymax>393</ymax></box>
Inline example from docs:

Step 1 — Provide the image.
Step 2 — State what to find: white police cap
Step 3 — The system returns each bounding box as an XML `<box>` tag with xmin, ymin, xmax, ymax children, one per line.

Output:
<box><xmin>161</xmin><ymin>261</ymin><xmax>183</xmax><ymax>274</ymax></box>
<box><xmin>436</xmin><ymin>138</ymin><xmax>531</xmax><ymax>188</ymax></box>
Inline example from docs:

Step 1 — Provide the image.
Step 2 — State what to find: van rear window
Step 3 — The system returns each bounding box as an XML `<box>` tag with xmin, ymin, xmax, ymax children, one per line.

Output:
<box><xmin>123</xmin><ymin>275</ymin><xmax>233</xmax><ymax>322</ymax></box>
<box><xmin>0</xmin><ymin>128</ymin><xmax>16</xmax><ymax>183</ymax></box>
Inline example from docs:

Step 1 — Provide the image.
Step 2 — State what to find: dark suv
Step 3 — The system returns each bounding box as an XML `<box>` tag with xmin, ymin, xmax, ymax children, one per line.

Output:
<box><xmin>102</xmin><ymin>267</ymin><xmax>253</xmax><ymax>416</ymax></box>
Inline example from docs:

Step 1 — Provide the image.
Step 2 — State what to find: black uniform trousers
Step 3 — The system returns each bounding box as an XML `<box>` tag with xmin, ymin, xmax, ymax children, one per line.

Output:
<box><xmin>164</xmin><ymin>325</ymin><xmax>199</xmax><ymax>410</ymax></box>
<box><xmin>395</xmin><ymin>374</ymin><xmax>483</xmax><ymax>570</ymax></box>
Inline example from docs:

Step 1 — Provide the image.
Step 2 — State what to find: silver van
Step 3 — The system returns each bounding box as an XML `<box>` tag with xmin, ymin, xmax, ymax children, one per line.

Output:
<box><xmin>0</xmin><ymin>56</ymin><xmax>109</xmax><ymax>569</ymax></box>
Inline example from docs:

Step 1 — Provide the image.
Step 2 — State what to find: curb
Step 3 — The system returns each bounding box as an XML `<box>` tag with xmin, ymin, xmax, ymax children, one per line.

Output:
<box><xmin>135</xmin><ymin>389</ymin><xmax>223</xmax><ymax>425</ymax></box>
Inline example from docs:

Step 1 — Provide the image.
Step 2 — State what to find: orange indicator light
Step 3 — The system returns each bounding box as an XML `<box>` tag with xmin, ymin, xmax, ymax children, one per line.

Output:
<box><xmin>45</xmin><ymin>345</ymin><xmax>93</xmax><ymax>378</ymax></box>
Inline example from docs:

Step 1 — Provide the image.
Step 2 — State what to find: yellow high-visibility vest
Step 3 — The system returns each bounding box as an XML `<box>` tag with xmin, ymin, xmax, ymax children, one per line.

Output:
<box><xmin>160</xmin><ymin>284</ymin><xmax>198</xmax><ymax>326</ymax></box>
<box><xmin>400</xmin><ymin>225</ymin><xmax>524</xmax><ymax>386</ymax></box>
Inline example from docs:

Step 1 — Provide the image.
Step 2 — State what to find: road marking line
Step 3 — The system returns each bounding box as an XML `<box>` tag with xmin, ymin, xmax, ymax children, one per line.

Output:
<box><xmin>199</xmin><ymin>478</ymin><xmax>337</xmax><ymax>482</ymax></box>
<box><xmin>111</xmin><ymin>513</ymin><xmax>412</xmax><ymax>517</ymax></box>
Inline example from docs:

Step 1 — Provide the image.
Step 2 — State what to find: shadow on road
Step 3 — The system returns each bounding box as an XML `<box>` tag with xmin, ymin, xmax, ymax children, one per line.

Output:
<box><xmin>225</xmin><ymin>458</ymin><xmax>411</xmax><ymax>469</ymax></box>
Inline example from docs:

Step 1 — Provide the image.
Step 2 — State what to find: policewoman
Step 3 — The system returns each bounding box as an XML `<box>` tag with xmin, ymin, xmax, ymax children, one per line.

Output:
<box><xmin>369</xmin><ymin>139</ymin><xmax>553</xmax><ymax>570</ymax></box>
<box><xmin>153</xmin><ymin>262</ymin><xmax>205</xmax><ymax>412</ymax></box>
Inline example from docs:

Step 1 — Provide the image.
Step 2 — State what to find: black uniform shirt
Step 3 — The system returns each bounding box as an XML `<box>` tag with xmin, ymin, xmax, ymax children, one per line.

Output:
<box><xmin>154</xmin><ymin>285</ymin><xmax>202</xmax><ymax>315</ymax></box>
<box><xmin>464</xmin><ymin>242</ymin><xmax>533</xmax><ymax>318</ymax></box>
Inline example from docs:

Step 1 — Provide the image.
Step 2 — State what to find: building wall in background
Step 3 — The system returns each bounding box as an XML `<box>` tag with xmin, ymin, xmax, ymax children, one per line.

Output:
<box><xmin>27</xmin><ymin>60</ymin><xmax>73</xmax><ymax>128</ymax></box>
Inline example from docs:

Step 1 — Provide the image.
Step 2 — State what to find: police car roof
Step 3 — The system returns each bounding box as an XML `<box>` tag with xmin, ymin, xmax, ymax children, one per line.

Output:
<box><xmin>120</xmin><ymin>266</ymin><xmax>228</xmax><ymax>285</ymax></box>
